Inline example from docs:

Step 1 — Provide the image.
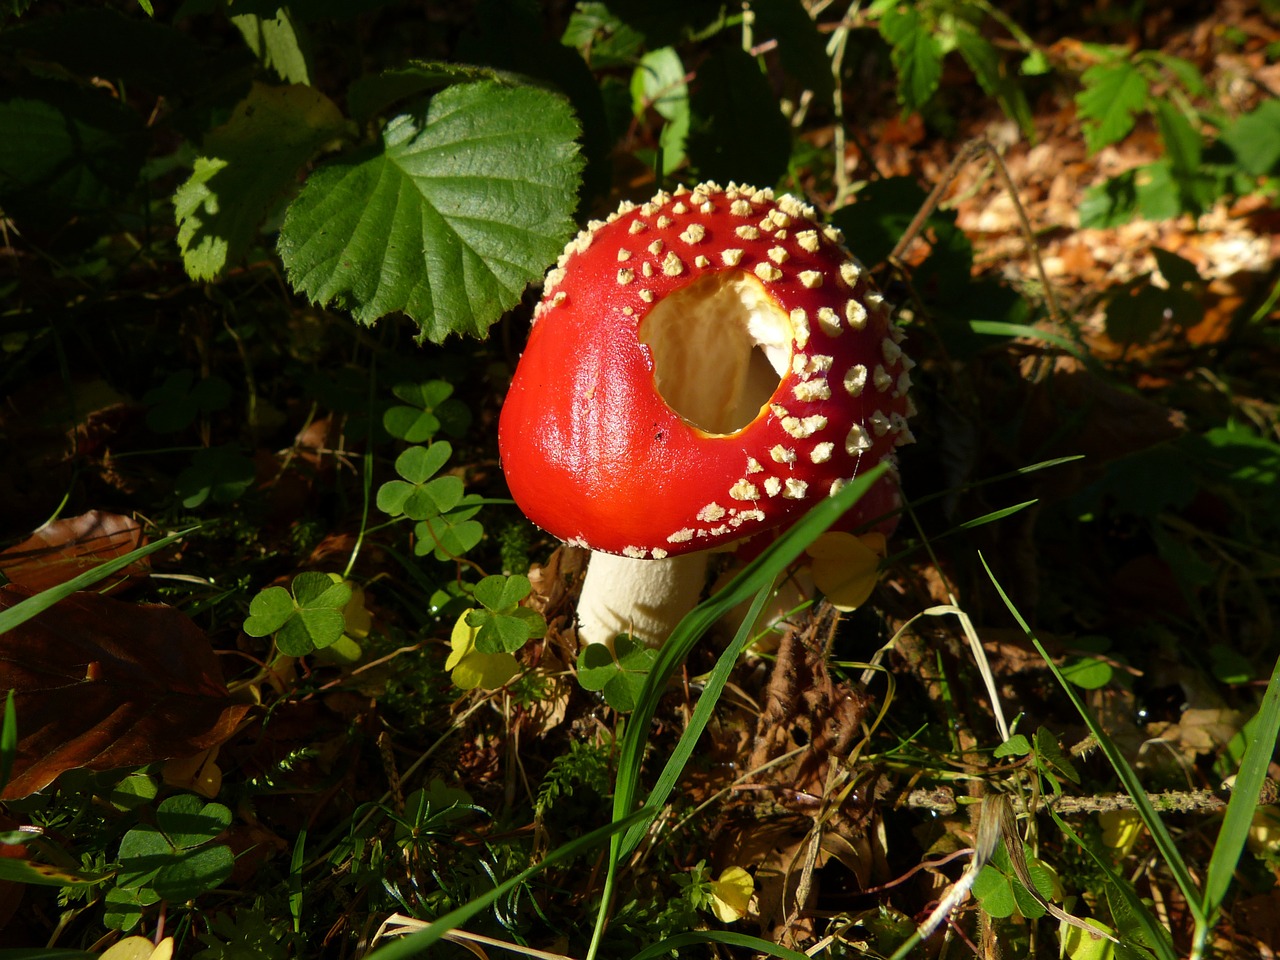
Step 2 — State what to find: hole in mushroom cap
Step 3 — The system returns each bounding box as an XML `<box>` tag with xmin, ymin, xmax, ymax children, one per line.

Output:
<box><xmin>639</xmin><ymin>272</ymin><xmax>793</xmax><ymax>436</ymax></box>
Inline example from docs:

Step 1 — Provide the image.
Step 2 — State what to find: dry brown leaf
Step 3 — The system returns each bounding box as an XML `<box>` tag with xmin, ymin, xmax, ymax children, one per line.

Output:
<box><xmin>0</xmin><ymin>510</ymin><xmax>148</xmax><ymax>594</ymax></box>
<box><xmin>0</xmin><ymin>586</ymin><xmax>249</xmax><ymax>799</ymax></box>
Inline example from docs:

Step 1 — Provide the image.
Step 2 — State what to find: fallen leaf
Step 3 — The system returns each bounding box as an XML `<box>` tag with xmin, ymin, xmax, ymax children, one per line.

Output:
<box><xmin>0</xmin><ymin>511</ymin><xmax>148</xmax><ymax>594</ymax></box>
<box><xmin>0</xmin><ymin>586</ymin><xmax>249</xmax><ymax>799</ymax></box>
<box><xmin>807</xmin><ymin>531</ymin><xmax>887</xmax><ymax>611</ymax></box>
<box><xmin>100</xmin><ymin>935</ymin><xmax>174</xmax><ymax>960</ymax></box>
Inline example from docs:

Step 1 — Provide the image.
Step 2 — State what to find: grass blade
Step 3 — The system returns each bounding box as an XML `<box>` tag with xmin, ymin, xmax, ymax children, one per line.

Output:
<box><xmin>1196</xmin><ymin>650</ymin><xmax>1280</xmax><ymax>955</ymax></box>
<box><xmin>980</xmin><ymin>552</ymin><xmax>1206</xmax><ymax>925</ymax></box>
<box><xmin>0</xmin><ymin>691</ymin><xmax>15</xmax><ymax>794</ymax></box>
<box><xmin>0</xmin><ymin>526</ymin><xmax>198</xmax><ymax>635</ymax></box>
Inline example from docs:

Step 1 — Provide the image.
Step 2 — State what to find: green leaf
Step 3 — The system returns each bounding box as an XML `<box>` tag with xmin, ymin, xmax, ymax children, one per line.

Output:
<box><xmin>1220</xmin><ymin>99</ymin><xmax>1280</xmax><ymax>175</ymax></box>
<box><xmin>1061</xmin><ymin>656</ymin><xmax>1114</xmax><ymax>690</ymax></box>
<box><xmin>631</xmin><ymin>47</ymin><xmax>689</xmax><ymax>174</ymax></box>
<box><xmin>994</xmin><ymin>733</ymin><xmax>1031</xmax><ymax>758</ymax></box>
<box><xmin>383</xmin><ymin>380</ymin><xmax>471</xmax><ymax>442</ymax></box>
<box><xmin>103</xmin><ymin>883</ymin><xmax>158</xmax><ymax>932</ymax></box>
<box><xmin>561</xmin><ymin>2</ymin><xmax>645</xmax><ymax>70</ymax></box>
<box><xmin>244</xmin><ymin>586</ymin><xmax>294</xmax><ymax>637</ymax></box>
<box><xmin>156</xmin><ymin>794</ymin><xmax>231</xmax><ymax>849</ymax></box>
<box><xmin>396</xmin><ymin>442</ymin><xmax>450</xmax><ymax>483</ymax></box>
<box><xmin>879</xmin><ymin>6</ymin><xmax>943</xmax><ymax>112</ymax></box>
<box><xmin>1034</xmin><ymin>726</ymin><xmax>1080</xmax><ymax>784</ymax></box>
<box><xmin>230</xmin><ymin>7</ymin><xmax>312</xmax><ymax>85</ymax></box>
<box><xmin>953</xmin><ymin>24</ymin><xmax>1032</xmax><ymax>134</ymax></box>
<box><xmin>416</xmin><ymin>507</ymin><xmax>485</xmax><ymax>560</ymax></box>
<box><xmin>1077</xmin><ymin>60</ymin><xmax>1150</xmax><ymax>153</ymax></box>
<box><xmin>116</xmin><ymin>825</ymin><xmax>172</xmax><ymax>890</ymax></box>
<box><xmin>972</xmin><ymin>864</ymin><xmax>1017</xmax><ymax>917</ymax></box>
<box><xmin>175</xmin><ymin>445</ymin><xmax>256</xmax><ymax>508</ymax></box>
<box><xmin>577</xmin><ymin>635</ymin><xmax>659</xmax><ymax>712</ymax></box>
<box><xmin>347</xmin><ymin>61</ymin><xmax>504</xmax><ymax>127</ymax></box>
<box><xmin>473</xmin><ymin>573</ymin><xmax>531</xmax><ymax>612</ymax></box>
<box><xmin>175</xmin><ymin>82</ymin><xmax>349</xmax><ymax>281</ymax></box>
<box><xmin>1079</xmin><ymin>171</ymin><xmax>1139</xmax><ymax>229</ymax></box>
<box><xmin>143</xmin><ymin>371</ymin><xmax>232</xmax><ymax>433</ymax></box>
<box><xmin>291</xmin><ymin>570</ymin><xmax>350</xmax><ymax>607</ymax></box>
<box><xmin>0</xmin><ymin>93</ymin><xmax>146</xmax><ymax>215</ymax></box>
<box><xmin>278</xmin><ymin>80</ymin><xmax>583</xmax><ymax>342</ymax></box>
<box><xmin>1152</xmin><ymin>97</ymin><xmax>1201</xmax><ymax>177</ymax></box>
<box><xmin>152</xmin><ymin>843</ymin><xmax>234</xmax><ymax>902</ymax></box>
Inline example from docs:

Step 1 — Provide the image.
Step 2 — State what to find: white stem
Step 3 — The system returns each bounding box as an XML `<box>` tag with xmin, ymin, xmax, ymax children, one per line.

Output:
<box><xmin>575</xmin><ymin>551</ymin><xmax>709</xmax><ymax>647</ymax></box>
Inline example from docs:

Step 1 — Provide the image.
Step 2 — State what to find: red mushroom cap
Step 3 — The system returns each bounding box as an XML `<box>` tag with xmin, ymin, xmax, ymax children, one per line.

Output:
<box><xmin>498</xmin><ymin>182</ymin><xmax>914</xmax><ymax>559</ymax></box>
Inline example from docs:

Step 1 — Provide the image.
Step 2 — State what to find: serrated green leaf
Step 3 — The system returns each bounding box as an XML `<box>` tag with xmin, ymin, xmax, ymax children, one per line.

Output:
<box><xmin>879</xmin><ymin>7</ymin><xmax>943</xmax><ymax>112</ymax></box>
<box><xmin>347</xmin><ymin>61</ymin><xmax>505</xmax><ymax>127</ymax></box>
<box><xmin>1152</xmin><ymin>97</ymin><xmax>1201</xmax><ymax>178</ymax></box>
<box><xmin>175</xmin><ymin>82</ymin><xmax>348</xmax><ymax>281</ymax></box>
<box><xmin>279</xmin><ymin>80</ymin><xmax>583</xmax><ymax>341</ymax></box>
<box><xmin>1220</xmin><ymin>99</ymin><xmax>1280</xmax><ymax>175</ymax></box>
<box><xmin>1077</xmin><ymin>61</ymin><xmax>1149</xmax><ymax>153</ymax></box>
<box><xmin>1034</xmin><ymin>726</ymin><xmax>1080</xmax><ymax>784</ymax></box>
<box><xmin>953</xmin><ymin>25</ymin><xmax>1032</xmax><ymax>134</ymax></box>
<box><xmin>0</xmin><ymin>93</ymin><xmax>146</xmax><ymax>214</ymax></box>
<box><xmin>244</xmin><ymin>586</ymin><xmax>294</xmax><ymax>637</ymax></box>
<box><xmin>230</xmin><ymin>7</ymin><xmax>312</xmax><ymax>84</ymax></box>
<box><xmin>562</xmin><ymin>2</ymin><xmax>645</xmax><ymax>70</ymax></box>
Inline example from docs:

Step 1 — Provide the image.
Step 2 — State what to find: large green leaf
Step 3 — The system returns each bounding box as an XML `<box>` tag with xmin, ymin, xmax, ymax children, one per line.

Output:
<box><xmin>174</xmin><ymin>82</ymin><xmax>349</xmax><ymax>281</ymax></box>
<box><xmin>278</xmin><ymin>79</ymin><xmax>583</xmax><ymax>342</ymax></box>
<box><xmin>1077</xmin><ymin>60</ymin><xmax>1150</xmax><ymax>153</ymax></box>
<box><xmin>879</xmin><ymin>6</ymin><xmax>943</xmax><ymax>112</ymax></box>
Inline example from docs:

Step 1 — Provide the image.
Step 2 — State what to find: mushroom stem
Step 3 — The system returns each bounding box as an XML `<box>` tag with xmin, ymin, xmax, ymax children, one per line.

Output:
<box><xmin>576</xmin><ymin>551</ymin><xmax>709</xmax><ymax>647</ymax></box>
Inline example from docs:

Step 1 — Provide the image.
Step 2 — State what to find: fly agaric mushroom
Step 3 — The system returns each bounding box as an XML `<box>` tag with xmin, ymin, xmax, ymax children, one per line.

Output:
<box><xmin>498</xmin><ymin>182</ymin><xmax>914</xmax><ymax>646</ymax></box>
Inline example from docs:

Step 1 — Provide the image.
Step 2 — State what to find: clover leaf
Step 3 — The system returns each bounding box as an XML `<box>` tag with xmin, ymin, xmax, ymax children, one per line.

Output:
<box><xmin>376</xmin><ymin>442</ymin><xmax>462</xmax><ymax>521</ymax></box>
<box><xmin>383</xmin><ymin>380</ymin><xmax>471</xmax><ymax>442</ymax></box>
<box><xmin>463</xmin><ymin>575</ymin><xmax>546</xmax><ymax>655</ymax></box>
<box><xmin>577</xmin><ymin>634</ymin><xmax>657</xmax><ymax>712</ymax></box>
<box><xmin>243</xmin><ymin>571</ymin><xmax>353</xmax><ymax>656</ymax></box>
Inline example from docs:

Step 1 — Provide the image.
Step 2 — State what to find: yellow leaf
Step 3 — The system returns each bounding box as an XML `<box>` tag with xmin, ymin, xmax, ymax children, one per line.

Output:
<box><xmin>100</xmin><ymin>936</ymin><xmax>175</xmax><ymax>960</ymax></box>
<box><xmin>709</xmin><ymin>865</ymin><xmax>754</xmax><ymax>923</ymax></box>
<box><xmin>447</xmin><ymin>609</ymin><xmax>519</xmax><ymax>690</ymax></box>
<box><xmin>1098</xmin><ymin>809</ymin><xmax>1143</xmax><ymax>857</ymax></box>
<box><xmin>807</xmin><ymin>531</ymin><xmax>886</xmax><ymax>611</ymax></box>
